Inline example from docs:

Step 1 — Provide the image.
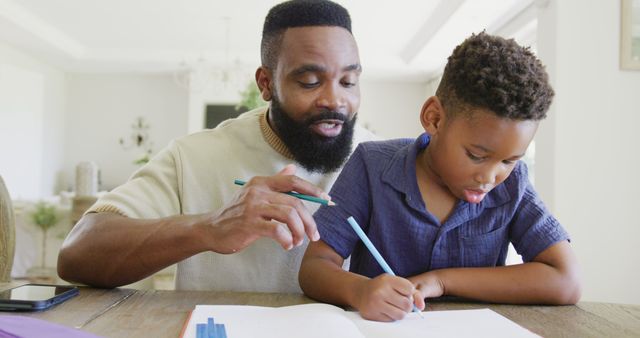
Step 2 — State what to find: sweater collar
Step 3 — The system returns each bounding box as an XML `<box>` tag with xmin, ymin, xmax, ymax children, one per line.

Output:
<box><xmin>259</xmin><ymin>108</ymin><xmax>295</xmax><ymax>160</ymax></box>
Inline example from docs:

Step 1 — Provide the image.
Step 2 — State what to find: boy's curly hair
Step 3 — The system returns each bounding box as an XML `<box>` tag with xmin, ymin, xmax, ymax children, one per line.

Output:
<box><xmin>436</xmin><ymin>32</ymin><xmax>554</xmax><ymax>121</ymax></box>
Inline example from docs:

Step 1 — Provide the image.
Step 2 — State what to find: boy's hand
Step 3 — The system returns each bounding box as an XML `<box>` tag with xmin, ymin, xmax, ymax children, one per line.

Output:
<box><xmin>354</xmin><ymin>274</ymin><xmax>419</xmax><ymax>322</ymax></box>
<box><xmin>409</xmin><ymin>271</ymin><xmax>445</xmax><ymax>308</ymax></box>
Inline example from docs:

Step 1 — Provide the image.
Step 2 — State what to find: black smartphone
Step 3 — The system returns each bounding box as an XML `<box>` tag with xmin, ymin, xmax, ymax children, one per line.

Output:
<box><xmin>0</xmin><ymin>284</ymin><xmax>79</xmax><ymax>311</ymax></box>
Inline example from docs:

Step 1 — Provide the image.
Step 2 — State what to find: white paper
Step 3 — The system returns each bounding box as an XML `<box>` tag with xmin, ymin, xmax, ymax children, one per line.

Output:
<box><xmin>345</xmin><ymin>308</ymin><xmax>539</xmax><ymax>338</ymax></box>
<box><xmin>183</xmin><ymin>303</ymin><xmax>364</xmax><ymax>338</ymax></box>
<box><xmin>182</xmin><ymin>304</ymin><xmax>539</xmax><ymax>338</ymax></box>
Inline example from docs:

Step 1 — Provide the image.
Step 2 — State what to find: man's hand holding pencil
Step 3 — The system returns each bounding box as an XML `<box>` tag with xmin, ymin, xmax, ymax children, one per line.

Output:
<box><xmin>205</xmin><ymin>164</ymin><xmax>329</xmax><ymax>254</ymax></box>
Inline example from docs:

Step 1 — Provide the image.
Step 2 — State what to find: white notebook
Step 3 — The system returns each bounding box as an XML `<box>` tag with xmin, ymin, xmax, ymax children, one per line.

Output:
<box><xmin>180</xmin><ymin>303</ymin><xmax>539</xmax><ymax>338</ymax></box>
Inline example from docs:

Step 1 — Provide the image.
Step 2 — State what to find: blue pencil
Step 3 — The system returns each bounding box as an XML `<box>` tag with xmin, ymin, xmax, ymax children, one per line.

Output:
<box><xmin>206</xmin><ymin>318</ymin><xmax>215</xmax><ymax>338</ymax></box>
<box><xmin>196</xmin><ymin>323</ymin><xmax>207</xmax><ymax>338</ymax></box>
<box><xmin>347</xmin><ymin>216</ymin><xmax>424</xmax><ymax>317</ymax></box>
<box><xmin>215</xmin><ymin>324</ymin><xmax>227</xmax><ymax>338</ymax></box>
<box><xmin>234</xmin><ymin>179</ymin><xmax>336</xmax><ymax>206</ymax></box>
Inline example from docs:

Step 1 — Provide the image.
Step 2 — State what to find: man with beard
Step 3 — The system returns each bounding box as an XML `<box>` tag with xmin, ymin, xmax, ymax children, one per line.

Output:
<box><xmin>57</xmin><ymin>0</ymin><xmax>375</xmax><ymax>292</ymax></box>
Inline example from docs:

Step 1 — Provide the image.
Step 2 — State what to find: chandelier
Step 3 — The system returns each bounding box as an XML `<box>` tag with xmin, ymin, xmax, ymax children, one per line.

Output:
<box><xmin>173</xmin><ymin>17</ymin><xmax>250</xmax><ymax>93</ymax></box>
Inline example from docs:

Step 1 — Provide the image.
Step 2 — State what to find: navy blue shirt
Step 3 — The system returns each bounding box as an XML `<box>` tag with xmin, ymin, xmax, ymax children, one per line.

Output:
<box><xmin>315</xmin><ymin>134</ymin><xmax>570</xmax><ymax>278</ymax></box>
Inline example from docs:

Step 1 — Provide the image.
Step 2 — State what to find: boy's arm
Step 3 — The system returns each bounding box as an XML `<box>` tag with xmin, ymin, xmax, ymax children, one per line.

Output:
<box><xmin>410</xmin><ymin>240</ymin><xmax>581</xmax><ymax>304</ymax></box>
<box><xmin>299</xmin><ymin>240</ymin><xmax>420</xmax><ymax>321</ymax></box>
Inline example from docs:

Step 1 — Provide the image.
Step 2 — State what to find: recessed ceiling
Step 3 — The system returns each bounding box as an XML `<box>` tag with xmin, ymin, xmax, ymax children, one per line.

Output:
<box><xmin>0</xmin><ymin>0</ymin><xmax>537</xmax><ymax>82</ymax></box>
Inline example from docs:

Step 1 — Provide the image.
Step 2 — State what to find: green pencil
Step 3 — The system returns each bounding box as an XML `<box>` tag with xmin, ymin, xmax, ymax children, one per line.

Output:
<box><xmin>234</xmin><ymin>179</ymin><xmax>336</xmax><ymax>206</ymax></box>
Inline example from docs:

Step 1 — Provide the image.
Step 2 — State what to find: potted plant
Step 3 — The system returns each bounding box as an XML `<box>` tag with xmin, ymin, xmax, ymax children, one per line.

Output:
<box><xmin>30</xmin><ymin>202</ymin><xmax>59</xmax><ymax>271</ymax></box>
<box><xmin>236</xmin><ymin>81</ymin><xmax>266</xmax><ymax>111</ymax></box>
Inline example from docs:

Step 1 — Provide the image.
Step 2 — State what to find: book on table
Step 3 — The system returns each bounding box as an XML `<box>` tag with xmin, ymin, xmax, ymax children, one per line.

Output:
<box><xmin>180</xmin><ymin>303</ymin><xmax>539</xmax><ymax>338</ymax></box>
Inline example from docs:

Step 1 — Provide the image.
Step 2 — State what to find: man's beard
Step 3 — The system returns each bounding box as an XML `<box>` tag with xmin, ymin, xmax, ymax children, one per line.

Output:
<box><xmin>269</xmin><ymin>96</ymin><xmax>357</xmax><ymax>174</ymax></box>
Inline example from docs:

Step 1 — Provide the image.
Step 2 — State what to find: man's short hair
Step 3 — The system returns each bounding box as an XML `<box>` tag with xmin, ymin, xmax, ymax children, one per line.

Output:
<box><xmin>436</xmin><ymin>32</ymin><xmax>554</xmax><ymax>121</ymax></box>
<box><xmin>261</xmin><ymin>0</ymin><xmax>352</xmax><ymax>69</ymax></box>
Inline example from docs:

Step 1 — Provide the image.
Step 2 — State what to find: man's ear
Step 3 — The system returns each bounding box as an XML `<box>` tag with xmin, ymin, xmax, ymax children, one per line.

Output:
<box><xmin>420</xmin><ymin>96</ymin><xmax>446</xmax><ymax>135</ymax></box>
<box><xmin>255</xmin><ymin>66</ymin><xmax>273</xmax><ymax>101</ymax></box>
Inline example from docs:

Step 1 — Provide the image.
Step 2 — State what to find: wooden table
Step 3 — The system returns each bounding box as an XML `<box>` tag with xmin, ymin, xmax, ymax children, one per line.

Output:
<box><xmin>1</xmin><ymin>283</ymin><xmax>639</xmax><ymax>337</ymax></box>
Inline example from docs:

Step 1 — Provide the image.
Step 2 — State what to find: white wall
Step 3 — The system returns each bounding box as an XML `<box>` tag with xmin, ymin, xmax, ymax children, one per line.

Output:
<box><xmin>537</xmin><ymin>0</ymin><xmax>640</xmax><ymax>304</ymax></box>
<box><xmin>65</xmin><ymin>74</ymin><xmax>188</xmax><ymax>190</ymax></box>
<box><xmin>0</xmin><ymin>41</ymin><xmax>67</xmax><ymax>200</ymax></box>
<box><xmin>359</xmin><ymin>80</ymin><xmax>429</xmax><ymax>139</ymax></box>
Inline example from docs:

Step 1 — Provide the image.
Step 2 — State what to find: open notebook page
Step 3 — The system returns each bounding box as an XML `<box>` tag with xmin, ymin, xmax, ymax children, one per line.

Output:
<box><xmin>182</xmin><ymin>304</ymin><xmax>539</xmax><ymax>338</ymax></box>
<box><xmin>345</xmin><ymin>308</ymin><xmax>539</xmax><ymax>338</ymax></box>
<box><xmin>182</xmin><ymin>303</ymin><xmax>364</xmax><ymax>338</ymax></box>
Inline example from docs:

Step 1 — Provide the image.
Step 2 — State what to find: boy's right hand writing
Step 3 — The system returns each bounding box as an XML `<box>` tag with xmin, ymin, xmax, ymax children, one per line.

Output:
<box><xmin>354</xmin><ymin>274</ymin><xmax>424</xmax><ymax>322</ymax></box>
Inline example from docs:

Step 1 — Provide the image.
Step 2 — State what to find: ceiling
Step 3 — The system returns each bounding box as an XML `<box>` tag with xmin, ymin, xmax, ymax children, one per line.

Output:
<box><xmin>0</xmin><ymin>0</ymin><xmax>538</xmax><ymax>82</ymax></box>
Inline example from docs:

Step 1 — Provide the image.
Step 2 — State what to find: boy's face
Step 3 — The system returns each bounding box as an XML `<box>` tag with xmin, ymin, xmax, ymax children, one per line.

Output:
<box><xmin>422</xmin><ymin>97</ymin><xmax>539</xmax><ymax>204</ymax></box>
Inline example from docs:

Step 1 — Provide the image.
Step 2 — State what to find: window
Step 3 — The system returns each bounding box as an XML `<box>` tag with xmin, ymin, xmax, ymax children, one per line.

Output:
<box><xmin>204</xmin><ymin>104</ymin><xmax>248</xmax><ymax>129</ymax></box>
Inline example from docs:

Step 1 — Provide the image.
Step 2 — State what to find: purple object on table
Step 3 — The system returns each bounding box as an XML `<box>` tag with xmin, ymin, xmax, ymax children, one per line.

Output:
<box><xmin>0</xmin><ymin>315</ymin><xmax>103</xmax><ymax>338</ymax></box>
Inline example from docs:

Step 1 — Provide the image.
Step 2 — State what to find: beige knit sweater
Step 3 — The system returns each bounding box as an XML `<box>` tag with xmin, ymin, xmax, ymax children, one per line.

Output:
<box><xmin>89</xmin><ymin>107</ymin><xmax>376</xmax><ymax>292</ymax></box>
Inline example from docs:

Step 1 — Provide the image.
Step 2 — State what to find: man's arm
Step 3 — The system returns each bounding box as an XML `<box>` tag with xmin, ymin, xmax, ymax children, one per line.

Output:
<box><xmin>299</xmin><ymin>240</ymin><xmax>419</xmax><ymax>322</ymax></box>
<box><xmin>58</xmin><ymin>212</ymin><xmax>208</xmax><ymax>287</ymax></box>
<box><xmin>410</xmin><ymin>241</ymin><xmax>582</xmax><ymax>304</ymax></box>
<box><xmin>58</xmin><ymin>168</ymin><xmax>326</xmax><ymax>288</ymax></box>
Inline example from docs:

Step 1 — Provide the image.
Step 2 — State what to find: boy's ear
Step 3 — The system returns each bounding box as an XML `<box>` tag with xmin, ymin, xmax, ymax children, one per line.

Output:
<box><xmin>420</xmin><ymin>96</ymin><xmax>446</xmax><ymax>135</ymax></box>
<box><xmin>255</xmin><ymin>66</ymin><xmax>273</xmax><ymax>101</ymax></box>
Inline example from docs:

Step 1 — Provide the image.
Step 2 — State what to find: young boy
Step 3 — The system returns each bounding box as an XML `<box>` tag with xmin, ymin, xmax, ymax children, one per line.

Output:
<box><xmin>299</xmin><ymin>32</ymin><xmax>581</xmax><ymax>322</ymax></box>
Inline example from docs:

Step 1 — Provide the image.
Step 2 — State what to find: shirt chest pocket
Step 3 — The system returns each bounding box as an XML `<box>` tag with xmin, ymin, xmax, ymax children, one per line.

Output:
<box><xmin>459</xmin><ymin>225</ymin><xmax>509</xmax><ymax>267</ymax></box>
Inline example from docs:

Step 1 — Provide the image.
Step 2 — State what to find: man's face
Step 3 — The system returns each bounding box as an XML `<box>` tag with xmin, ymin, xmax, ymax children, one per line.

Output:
<box><xmin>426</xmin><ymin>108</ymin><xmax>538</xmax><ymax>204</ymax></box>
<box><xmin>263</xmin><ymin>26</ymin><xmax>361</xmax><ymax>173</ymax></box>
